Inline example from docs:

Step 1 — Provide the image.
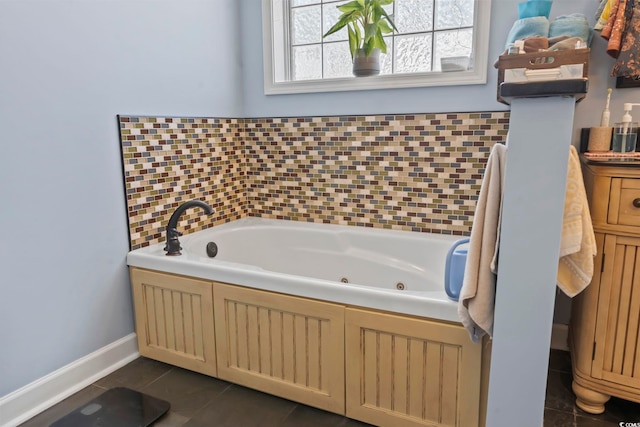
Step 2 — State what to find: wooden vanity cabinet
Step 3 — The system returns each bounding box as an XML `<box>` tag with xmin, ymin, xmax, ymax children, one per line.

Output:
<box><xmin>570</xmin><ymin>161</ymin><xmax>640</xmax><ymax>414</ymax></box>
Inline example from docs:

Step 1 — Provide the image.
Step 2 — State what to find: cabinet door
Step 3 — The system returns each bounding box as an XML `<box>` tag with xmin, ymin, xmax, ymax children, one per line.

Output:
<box><xmin>345</xmin><ymin>308</ymin><xmax>482</xmax><ymax>427</ymax></box>
<box><xmin>130</xmin><ymin>268</ymin><xmax>216</xmax><ymax>376</ymax></box>
<box><xmin>570</xmin><ymin>233</ymin><xmax>606</xmax><ymax>377</ymax></box>
<box><xmin>591</xmin><ymin>235</ymin><xmax>640</xmax><ymax>388</ymax></box>
<box><xmin>213</xmin><ymin>283</ymin><xmax>345</xmax><ymax>414</ymax></box>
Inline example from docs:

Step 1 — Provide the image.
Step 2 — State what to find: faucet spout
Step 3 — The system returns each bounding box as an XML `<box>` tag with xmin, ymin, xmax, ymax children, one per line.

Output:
<box><xmin>165</xmin><ymin>199</ymin><xmax>215</xmax><ymax>256</ymax></box>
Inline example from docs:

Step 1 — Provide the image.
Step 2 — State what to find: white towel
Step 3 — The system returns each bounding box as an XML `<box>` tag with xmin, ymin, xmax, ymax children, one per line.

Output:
<box><xmin>458</xmin><ymin>143</ymin><xmax>597</xmax><ymax>342</ymax></box>
<box><xmin>557</xmin><ymin>146</ymin><xmax>597</xmax><ymax>297</ymax></box>
<box><xmin>458</xmin><ymin>143</ymin><xmax>507</xmax><ymax>343</ymax></box>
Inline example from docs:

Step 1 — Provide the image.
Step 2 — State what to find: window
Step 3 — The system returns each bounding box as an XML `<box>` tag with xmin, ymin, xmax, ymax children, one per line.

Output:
<box><xmin>263</xmin><ymin>0</ymin><xmax>492</xmax><ymax>94</ymax></box>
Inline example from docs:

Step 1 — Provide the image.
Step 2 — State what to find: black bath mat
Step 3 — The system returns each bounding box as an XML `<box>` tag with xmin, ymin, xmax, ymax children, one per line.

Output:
<box><xmin>50</xmin><ymin>387</ymin><xmax>170</xmax><ymax>427</ymax></box>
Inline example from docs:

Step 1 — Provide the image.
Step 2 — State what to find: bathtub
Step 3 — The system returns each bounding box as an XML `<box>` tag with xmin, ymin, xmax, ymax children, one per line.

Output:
<box><xmin>127</xmin><ymin>218</ymin><xmax>486</xmax><ymax>425</ymax></box>
<box><xmin>127</xmin><ymin>217</ymin><xmax>462</xmax><ymax>323</ymax></box>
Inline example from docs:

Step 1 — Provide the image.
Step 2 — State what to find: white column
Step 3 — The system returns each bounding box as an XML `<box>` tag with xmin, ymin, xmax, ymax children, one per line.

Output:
<box><xmin>485</xmin><ymin>96</ymin><xmax>576</xmax><ymax>427</ymax></box>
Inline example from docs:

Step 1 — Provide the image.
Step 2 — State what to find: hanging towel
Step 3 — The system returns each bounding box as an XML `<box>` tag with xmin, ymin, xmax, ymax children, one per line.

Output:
<box><xmin>557</xmin><ymin>146</ymin><xmax>597</xmax><ymax>297</ymax></box>
<box><xmin>603</xmin><ymin>0</ymin><xmax>628</xmax><ymax>57</ymax></box>
<box><xmin>612</xmin><ymin>1</ymin><xmax>640</xmax><ymax>76</ymax></box>
<box><xmin>458</xmin><ymin>143</ymin><xmax>507</xmax><ymax>343</ymax></box>
<box><xmin>595</xmin><ymin>0</ymin><xmax>614</xmax><ymax>30</ymax></box>
<box><xmin>601</xmin><ymin>0</ymin><xmax>621</xmax><ymax>39</ymax></box>
<box><xmin>459</xmin><ymin>144</ymin><xmax>597</xmax><ymax>342</ymax></box>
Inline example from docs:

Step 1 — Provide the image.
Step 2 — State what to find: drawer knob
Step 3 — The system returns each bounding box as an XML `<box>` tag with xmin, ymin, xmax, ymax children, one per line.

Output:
<box><xmin>634</xmin><ymin>198</ymin><xmax>640</xmax><ymax>208</ymax></box>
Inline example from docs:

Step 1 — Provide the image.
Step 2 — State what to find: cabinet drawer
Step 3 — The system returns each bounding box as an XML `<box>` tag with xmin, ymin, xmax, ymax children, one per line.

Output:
<box><xmin>608</xmin><ymin>178</ymin><xmax>640</xmax><ymax>227</ymax></box>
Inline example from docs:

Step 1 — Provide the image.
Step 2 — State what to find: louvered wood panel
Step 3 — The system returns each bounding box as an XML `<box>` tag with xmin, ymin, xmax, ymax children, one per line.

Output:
<box><xmin>130</xmin><ymin>268</ymin><xmax>216</xmax><ymax>376</ymax></box>
<box><xmin>213</xmin><ymin>283</ymin><xmax>345</xmax><ymax>414</ymax></box>
<box><xmin>346</xmin><ymin>308</ymin><xmax>482</xmax><ymax>427</ymax></box>
<box><xmin>592</xmin><ymin>235</ymin><xmax>640</xmax><ymax>389</ymax></box>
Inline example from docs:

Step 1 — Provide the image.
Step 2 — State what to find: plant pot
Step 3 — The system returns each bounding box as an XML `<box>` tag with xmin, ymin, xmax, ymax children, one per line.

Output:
<box><xmin>352</xmin><ymin>48</ymin><xmax>380</xmax><ymax>77</ymax></box>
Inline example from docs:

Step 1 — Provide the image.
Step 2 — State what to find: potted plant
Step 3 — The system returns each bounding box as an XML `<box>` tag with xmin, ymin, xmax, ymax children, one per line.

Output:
<box><xmin>323</xmin><ymin>0</ymin><xmax>398</xmax><ymax>77</ymax></box>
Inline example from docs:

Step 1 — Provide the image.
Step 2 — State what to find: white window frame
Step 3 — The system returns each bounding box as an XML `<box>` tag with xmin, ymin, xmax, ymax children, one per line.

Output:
<box><xmin>262</xmin><ymin>0</ymin><xmax>492</xmax><ymax>95</ymax></box>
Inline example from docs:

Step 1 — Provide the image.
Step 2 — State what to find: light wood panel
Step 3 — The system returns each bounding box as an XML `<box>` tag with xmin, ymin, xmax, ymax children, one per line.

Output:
<box><xmin>130</xmin><ymin>267</ymin><xmax>216</xmax><ymax>376</ymax></box>
<box><xmin>345</xmin><ymin>308</ymin><xmax>482</xmax><ymax>427</ymax></box>
<box><xmin>591</xmin><ymin>235</ymin><xmax>640</xmax><ymax>389</ymax></box>
<box><xmin>130</xmin><ymin>269</ymin><xmax>488</xmax><ymax>423</ymax></box>
<box><xmin>570</xmin><ymin>232</ymin><xmax>605</xmax><ymax>376</ymax></box>
<box><xmin>213</xmin><ymin>283</ymin><xmax>345</xmax><ymax>414</ymax></box>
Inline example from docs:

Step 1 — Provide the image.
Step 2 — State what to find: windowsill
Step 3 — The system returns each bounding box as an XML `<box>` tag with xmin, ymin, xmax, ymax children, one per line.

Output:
<box><xmin>264</xmin><ymin>68</ymin><xmax>488</xmax><ymax>95</ymax></box>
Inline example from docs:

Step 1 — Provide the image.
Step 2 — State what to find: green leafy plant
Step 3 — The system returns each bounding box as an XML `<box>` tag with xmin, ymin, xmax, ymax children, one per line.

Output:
<box><xmin>323</xmin><ymin>0</ymin><xmax>398</xmax><ymax>59</ymax></box>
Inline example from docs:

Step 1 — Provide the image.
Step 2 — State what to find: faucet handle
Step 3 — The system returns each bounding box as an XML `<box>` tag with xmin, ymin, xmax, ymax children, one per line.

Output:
<box><xmin>165</xmin><ymin>227</ymin><xmax>184</xmax><ymax>255</ymax></box>
<box><xmin>166</xmin><ymin>228</ymin><xmax>183</xmax><ymax>238</ymax></box>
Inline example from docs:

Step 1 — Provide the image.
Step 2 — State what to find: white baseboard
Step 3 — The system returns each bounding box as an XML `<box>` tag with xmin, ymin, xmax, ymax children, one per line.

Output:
<box><xmin>0</xmin><ymin>333</ymin><xmax>139</xmax><ymax>427</ymax></box>
<box><xmin>551</xmin><ymin>323</ymin><xmax>569</xmax><ymax>352</ymax></box>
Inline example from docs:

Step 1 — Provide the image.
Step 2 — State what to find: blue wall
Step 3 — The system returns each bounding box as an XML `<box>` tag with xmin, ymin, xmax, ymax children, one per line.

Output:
<box><xmin>0</xmin><ymin>0</ymin><xmax>242</xmax><ymax>397</ymax></box>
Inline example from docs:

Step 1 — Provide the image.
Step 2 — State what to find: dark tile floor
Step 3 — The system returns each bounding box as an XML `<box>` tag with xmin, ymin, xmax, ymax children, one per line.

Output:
<box><xmin>19</xmin><ymin>350</ymin><xmax>640</xmax><ymax>427</ymax></box>
<box><xmin>544</xmin><ymin>350</ymin><xmax>640</xmax><ymax>426</ymax></box>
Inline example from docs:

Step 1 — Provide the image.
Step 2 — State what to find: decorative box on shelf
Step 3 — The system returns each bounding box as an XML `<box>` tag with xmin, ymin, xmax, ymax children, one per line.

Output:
<box><xmin>496</xmin><ymin>48</ymin><xmax>590</xmax><ymax>105</ymax></box>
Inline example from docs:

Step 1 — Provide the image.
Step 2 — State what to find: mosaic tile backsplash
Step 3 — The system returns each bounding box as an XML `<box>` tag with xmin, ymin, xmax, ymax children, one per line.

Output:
<box><xmin>120</xmin><ymin>116</ymin><xmax>247</xmax><ymax>249</ymax></box>
<box><xmin>120</xmin><ymin>113</ymin><xmax>510</xmax><ymax>249</ymax></box>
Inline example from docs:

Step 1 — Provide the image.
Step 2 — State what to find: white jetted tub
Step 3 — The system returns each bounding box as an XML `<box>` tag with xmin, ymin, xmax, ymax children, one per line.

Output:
<box><xmin>126</xmin><ymin>217</ymin><xmax>485</xmax><ymax>426</ymax></box>
<box><xmin>127</xmin><ymin>217</ymin><xmax>461</xmax><ymax>322</ymax></box>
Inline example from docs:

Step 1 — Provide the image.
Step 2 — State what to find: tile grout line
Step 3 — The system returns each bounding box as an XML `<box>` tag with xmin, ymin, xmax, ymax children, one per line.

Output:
<box><xmin>280</xmin><ymin>402</ymin><xmax>300</xmax><ymax>424</ymax></box>
<box><xmin>141</xmin><ymin>366</ymin><xmax>176</xmax><ymax>389</ymax></box>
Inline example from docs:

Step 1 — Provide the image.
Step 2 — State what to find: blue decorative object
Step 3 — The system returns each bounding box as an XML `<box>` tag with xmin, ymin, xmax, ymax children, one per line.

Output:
<box><xmin>518</xmin><ymin>0</ymin><xmax>553</xmax><ymax>19</ymax></box>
